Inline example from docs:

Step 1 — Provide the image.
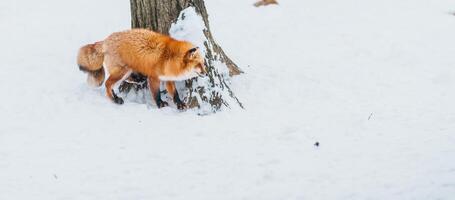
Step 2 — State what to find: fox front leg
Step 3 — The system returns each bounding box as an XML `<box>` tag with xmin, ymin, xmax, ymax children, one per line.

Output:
<box><xmin>173</xmin><ymin>91</ymin><xmax>186</xmax><ymax>110</ymax></box>
<box><xmin>166</xmin><ymin>81</ymin><xmax>186</xmax><ymax>110</ymax></box>
<box><xmin>148</xmin><ymin>77</ymin><xmax>168</xmax><ymax>108</ymax></box>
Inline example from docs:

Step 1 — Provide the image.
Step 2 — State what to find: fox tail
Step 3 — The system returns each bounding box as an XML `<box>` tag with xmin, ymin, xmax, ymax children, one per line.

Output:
<box><xmin>77</xmin><ymin>42</ymin><xmax>105</xmax><ymax>87</ymax></box>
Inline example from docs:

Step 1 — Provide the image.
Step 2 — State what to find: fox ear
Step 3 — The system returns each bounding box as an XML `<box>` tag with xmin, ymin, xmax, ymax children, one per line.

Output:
<box><xmin>186</xmin><ymin>47</ymin><xmax>199</xmax><ymax>59</ymax></box>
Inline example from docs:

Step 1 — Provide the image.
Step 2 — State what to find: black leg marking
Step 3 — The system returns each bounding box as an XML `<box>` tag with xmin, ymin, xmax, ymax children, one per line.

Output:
<box><xmin>173</xmin><ymin>90</ymin><xmax>186</xmax><ymax>110</ymax></box>
<box><xmin>112</xmin><ymin>89</ymin><xmax>124</xmax><ymax>105</ymax></box>
<box><xmin>155</xmin><ymin>90</ymin><xmax>168</xmax><ymax>108</ymax></box>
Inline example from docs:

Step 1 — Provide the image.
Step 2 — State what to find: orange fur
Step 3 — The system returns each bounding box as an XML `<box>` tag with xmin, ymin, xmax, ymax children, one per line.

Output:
<box><xmin>77</xmin><ymin>42</ymin><xmax>105</xmax><ymax>87</ymax></box>
<box><xmin>77</xmin><ymin>29</ymin><xmax>206</xmax><ymax>108</ymax></box>
<box><xmin>77</xmin><ymin>42</ymin><xmax>104</xmax><ymax>71</ymax></box>
<box><xmin>103</xmin><ymin>29</ymin><xmax>205</xmax><ymax>80</ymax></box>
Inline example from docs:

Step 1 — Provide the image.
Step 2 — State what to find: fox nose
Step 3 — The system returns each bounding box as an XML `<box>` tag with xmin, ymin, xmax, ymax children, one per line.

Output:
<box><xmin>200</xmin><ymin>65</ymin><xmax>207</xmax><ymax>75</ymax></box>
<box><xmin>198</xmin><ymin>71</ymin><xmax>207</xmax><ymax>77</ymax></box>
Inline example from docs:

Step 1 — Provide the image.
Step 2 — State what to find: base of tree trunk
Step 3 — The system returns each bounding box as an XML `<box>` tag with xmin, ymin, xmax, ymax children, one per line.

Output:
<box><xmin>124</xmin><ymin>0</ymin><xmax>243</xmax><ymax>113</ymax></box>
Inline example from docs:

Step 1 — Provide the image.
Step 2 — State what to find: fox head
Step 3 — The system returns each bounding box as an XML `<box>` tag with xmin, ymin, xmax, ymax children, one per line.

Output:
<box><xmin>184</xmin><ymin>47</ymin><xmax>207</xmax><ymax>76</ymax></box>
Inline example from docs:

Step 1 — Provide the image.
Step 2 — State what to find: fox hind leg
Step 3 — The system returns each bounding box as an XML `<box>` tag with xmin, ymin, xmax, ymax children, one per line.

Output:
<box><xmin>166</xmin><ymin>81</ymin><xmax>186</xmax><ymax>110</ymax></box>
<box><xmin>148</xmin><ymin>77</ymin><xmax>168</xmax><ymax>108</ymax></box>
<box><xmin>105</xmin><ymin>67</ymin><xmax>129</xmax><ymax>105</ymax></box>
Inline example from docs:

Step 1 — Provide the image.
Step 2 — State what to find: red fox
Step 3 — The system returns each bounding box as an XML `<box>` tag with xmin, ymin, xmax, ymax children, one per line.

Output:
<box><xmin>78</xmin><ymin>29</ymin><xmax>207</xmax><ymax>109</ymax></box>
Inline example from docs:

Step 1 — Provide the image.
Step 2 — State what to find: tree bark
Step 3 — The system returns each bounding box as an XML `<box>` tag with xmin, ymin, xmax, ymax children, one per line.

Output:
<box><xmin>123</xmin><ymin>0</ymin><xmax>242</xmax><ymax>112</ymax></box>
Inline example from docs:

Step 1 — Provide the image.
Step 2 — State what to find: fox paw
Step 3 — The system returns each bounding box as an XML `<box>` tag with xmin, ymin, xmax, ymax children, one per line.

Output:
<box><xmin>111</xmin><ymin>90</ymin><xmax>124</xmax><ymax>105</ymax></box>
<box><xmin>113</xmin><ymin>96</ymin><xmax>124</xmax><ymax>105</ymax></box>
<box><xmin>176</xmin><ymin>102</ymin><xmax>187</xmax><ymax>110</ymax></box>
<box><xmin>157</xmin><ymin>101</ymin><xmax>169</xmax><ymax>108</ymax></box>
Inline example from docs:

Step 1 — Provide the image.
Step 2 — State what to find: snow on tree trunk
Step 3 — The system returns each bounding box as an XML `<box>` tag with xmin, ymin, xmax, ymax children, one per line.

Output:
<box><xmin>124</xmin><ymin>0</ymin><xmax>242</xmax><ymax>113</ymax></box>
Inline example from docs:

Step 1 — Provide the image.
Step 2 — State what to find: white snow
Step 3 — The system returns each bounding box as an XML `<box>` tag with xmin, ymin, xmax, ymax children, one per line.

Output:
<box><xmin>1</xmin><ymin>0</ymin><xmax>455</xmax><ymax>199</ymax></box>
<box><xmin>170</xmin><ymin>7</ymin><xmax>207</xmax><ymax>55</ymax></box>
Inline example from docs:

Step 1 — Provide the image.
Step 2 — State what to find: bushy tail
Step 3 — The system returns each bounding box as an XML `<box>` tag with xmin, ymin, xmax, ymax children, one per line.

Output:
<box><xmin>77</xmin><ymin>42</ymin><xmax>105</xmax><ymax>87</ymax></box>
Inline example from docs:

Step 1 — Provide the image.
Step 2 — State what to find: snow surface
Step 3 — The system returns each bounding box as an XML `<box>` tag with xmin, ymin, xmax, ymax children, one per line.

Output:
<box><xmin>1</xmin><ymin>0</ymin><xmax>455</xmax><ymax>199</ymax></box>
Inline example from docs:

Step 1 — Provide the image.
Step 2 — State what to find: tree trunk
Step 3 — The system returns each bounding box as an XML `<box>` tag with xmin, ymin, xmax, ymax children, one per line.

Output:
<box><xmin>121</xmin><ymin>0</ymin><xmax>242</xmax><ymax>112</ymax></box>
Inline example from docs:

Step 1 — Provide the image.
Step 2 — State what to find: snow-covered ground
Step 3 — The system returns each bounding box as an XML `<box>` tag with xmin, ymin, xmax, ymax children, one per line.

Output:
<box><xmin>1</xmin><ymin>0</ymin><xmax>455</xmax><ymax>199</ymax></box>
